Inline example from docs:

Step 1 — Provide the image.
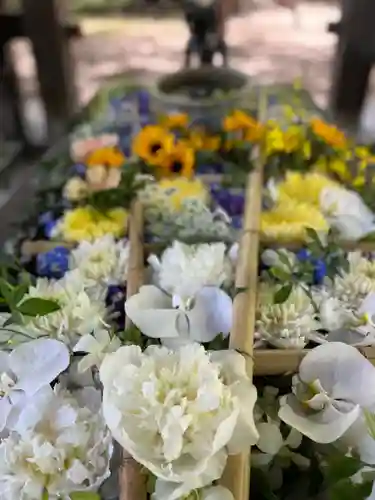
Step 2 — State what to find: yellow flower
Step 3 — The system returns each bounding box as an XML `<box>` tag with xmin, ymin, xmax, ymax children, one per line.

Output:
<box><xmin>160</xmin><ymin>113</ymin><xmax>189</xmax><ymax>129</ymax></box>
<box><xmin>132</xmin><ymin>126</ymin><xmax>175</xmax><ymax>165</ymax></box>
<box><xmin>283</xmin><ymin>126</ymin><xmax>303</xmax><ymax>154</ymax></box>
<box><xmin>223</xmin><ymin>110</ymin><xmax>264</xmax><ymax>143</ymax></box>
<box><xmin>277</xmin><ymin>171</ymin><xmax>339</xmax><ymax>206</ymax></box>
<box><xmin>86</xmin><ymin>146</ymin><xmax>125</xmax><ymax>168</ymax></box>
<box><xmin>261</xmin><ymin>197</ymin><xmax>329</xmax><ymax>243</ymax></box>
<box><xmin>158</xmin><ymin>142</ymin><xmax>195</xmax><ymax>179</ymax></box>
<box><xmin>310</xmin><ymin>118</ymin><xmax>347</xmax><ymax>149</ymax></box>
<box><xmin>154</xmin><ymin>177</ymin><xmax>209</xmax><ymax>211</ymax></box>
<box><xmin>264</xmin><ymin>127</ymin><xmax>285</xmax><ymax>156</ymax></box>
<box><xmin>187</xmin><ymin>130</ymin><xmax>221</xmax><ymax>152</ymax></box>
<box><xmin>57</xmin><ymin>206</ymin><xmax>128</xmax><ymax>243</ymax></box>
<box><xmin>326</xmin><ymin>158</ymin><xmax>351</xmax><ymax>182</ymax></box>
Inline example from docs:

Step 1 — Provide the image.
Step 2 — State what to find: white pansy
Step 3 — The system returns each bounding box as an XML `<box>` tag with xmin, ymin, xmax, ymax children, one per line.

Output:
<box><xmin>20</xmin><ymin>270</ymin><xmax>108</xmax><ymax>348</ymax></box>
<box><xmin>125</xmin><ymin>285</ymin><xmax>232</xmax><ymax>346</ymax></box>
<box><xmin>73</xmin><ymin>329</ymin><xmax>121</xmax><ymax>372</ymax></box>
<box><xmin>0</xmin><ymin>338</ymin><xmax>69</xmax><ymax>431</ymax></box>
<box><xmin>100</xmin><ymin>344</ymin><xmax>258</xmax><ymax>491</ymax></box>
<box><xmin>279</xmin><ymin>343</ymin><xmax>375</xmax><ymax>443</ymax></box>
<box><xmin>320</xmin><ymin>186</ymin><xmax>375</xmax><ymax>241</ymax></box>
<box><xmin>0</xmin><ymin>385</ymin><xmax>112</xmax><ymax>500</ymax></box>
<box><xmin>148</xmin><ymin>241</ymin><xmax>234</xmax><ymax>301</ymax></box>
<box><xmin>256</xmin><ymin>284</ymin><xmax>321</xmax><ymax>348</ymax></box>
<box><xmin>69</xmin><ymin>235</ymin><xmax>130</xmax><ymax>288</ymax></box>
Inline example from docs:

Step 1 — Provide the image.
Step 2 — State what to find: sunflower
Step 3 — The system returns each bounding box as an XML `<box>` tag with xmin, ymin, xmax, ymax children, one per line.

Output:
<box><xmin>132</xmin><ymin>125</ymin><xmax>174</xmax><ymax>165</ymax></box>
<box><xmin>86</xmin><ymin>146</ymin><xmax>125</xmax><ymax>168</ymax></box>
<box><xmin>160</xmin><ymin>113</ymin><xmax>189</xmax><ymax>129</ymax></box>
<box><xmin>159</xmin><ymin>142</ymin><xmax>195</xmax><ymax>178</ymax></box>
<box><xmin>310</xmin><ymin>118</ymin><xmax>347</xmax><ymax>149</ymax></box>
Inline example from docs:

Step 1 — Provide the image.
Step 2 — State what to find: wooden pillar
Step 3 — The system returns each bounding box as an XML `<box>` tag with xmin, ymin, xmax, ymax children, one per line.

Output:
<box><xmin>21</xmin><ymin>0</ymin><xmax>78</xmax><ymax>143</ymax></box>
<box><xmin>330</xmin><ymin>0</ymin><xmax>375</xmax><ymax>126</ymax></box>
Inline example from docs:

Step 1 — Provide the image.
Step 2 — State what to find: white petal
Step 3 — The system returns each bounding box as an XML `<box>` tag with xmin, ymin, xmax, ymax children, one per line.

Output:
<box><xmin>100</xmin><ymin>345</ymin><xmax>142</xmax><ymax>387</ymax></box>
<box><xmin>188</xmin><ymin>287</ymin><xmax>233</xmax><ymax>343</ymax></box>
<box><xmin>299</xmin><ymin>342</ymin><xmax>375</xmax><ymax>408</ymax></box>
<box><xmin>11</xmin><ymin>339</ymin><xmax>70</xmax><ymax>394</ymax></box>
<box><xmin>278</xmin><ymin>395</ymin><xmax>361</xmax><ymax>443</ymax></box>
<box><xmin>0</xmin><ymin>397</ymin><xmax>12</xmax><ymax>431</ymax></box>
<box><xmin>125</xmin><ymin>285</ymin><xmax>180</xmax><ymax>339</ymax></box>
<box><xmin>0</xmin><ymin>351</ymin><xmax>9</xmax><ymax>373</ymax></box>
<box><xmin>202</xmin><ymin>486</ymin><xmax>234</xmax><ymax>500</ymax></box>
<box><xmin>256</xmin><ymin>422</ymin><xmax>283</xmax><ymax>455</ymax></box>
<box><xmin>74</xmin><ymin>334</ymin><xmax>99</xmax><ymax>354</ymax></box>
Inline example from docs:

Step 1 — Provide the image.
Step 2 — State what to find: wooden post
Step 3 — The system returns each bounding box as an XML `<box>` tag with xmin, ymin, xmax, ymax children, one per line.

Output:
<box><xmin>21</xmin><ymin>0</ymin><xmax>78</xmax><ymax>144</ymax></box>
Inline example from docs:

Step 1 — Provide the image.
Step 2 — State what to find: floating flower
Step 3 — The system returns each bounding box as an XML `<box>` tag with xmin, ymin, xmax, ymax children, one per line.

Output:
<box><xmin>55</xmin><ymin>206</ymin><xmax>128</xmax><ymax>243</ymax></box>
<box><xmin>100</xmin><ymin>344</ymin><xmax>258</xmax><ymax>492</ymax></box>
<box><xmin>0</xmin><ymin>339</ymin><xmax>69</xmax><ymax>432</ymax></box>
<box><xmin>132</xmin><ymin>125</ymin><xmax>174</xmax><ymax>165</ymax></box>
<box><xmin>320</xmin><ymin>186</ymin><xmax>375</xmax><ymax>240</ymax></box>
<box><xmin>261</xmin><ymin>197</ymin><xmax>329</xmax><ymax>243</ymax></box>
<box><xmin>73</xmin><ymin>328</ymin><xmax>121</xmax><ymax>372</ymax></box>
<box><xmin>125</xmin><ymin>284</ymin><xmax>232</xmax><ymax>346</ymax></box>
<box><xmin>159</xmin><ymin>141</ymin><xmax>195</xmax><ymax>178</ymax></box>
<box><xmin>310</xmin><ymin>118</ymin><xmax>347</xmax><ymax>149</ymax></box>
<box><xmin>148</xmin><ymin>241</ymin><xmax>234</xmax><ymax>300</ymax></box>
<box><xmin>278</xmin><ymin>342</ymin><xmax>375</xmax><ymax>443</ymax></box>
<box><xmin>63</xmin><ymin>176</ymin><xmax>89</xmax><ymax>202</ymax></box>
<box><xmin>69</xmin><ymin>235</ymin><xmax>130</xmax><ymax>288</ymax></box>
<box><xmin>86</xmin><ymin>145</ymin><xmax>125</xmax><ymax>169</ymax></box>
<box><xmin>71</xmin><ymin>133</ymin><xmax>119</xmax><ymax>163</ymax></box>
<box><xmin>20</xmin><ymin>270</ymin><xmax>108</xmax><ymax>348</ymax></box>
<box><xmin>256</xmin><ymin>284</ymin><xmax>320</xmax><ymax>348</ymax></box>
<box><xmin>0</xmin><ymin>385</ymin><xmax>112</xmax><ymax>499</ymax></box>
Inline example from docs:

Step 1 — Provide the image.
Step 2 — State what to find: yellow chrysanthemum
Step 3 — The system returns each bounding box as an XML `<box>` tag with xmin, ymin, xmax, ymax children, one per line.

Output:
<box><xmin>261</xmin><ymin>197</ymin><xmax>329</xmax><ymax>243</ymax></box>
<box><xmin>57</xmin><ymin>206</ymin><xmax>128</xmax><ymax>243</ymax></box>
<box><xmin>132</xmin><ymin>125</ymin><xmax>174</xmax><ymax>165</ymax></box>
<box><xmin>277</xmin><ymin>171</ymin><xmax>339</xmax><ymax>206</ymax></box>
<box><xmin>155</xmin><ymin>177</ymin><xmax>209</xmax><ymax>211</ymax></box>
<box><xmin>158</xmin><ymin>142</ymin><xmax>195</xmax><ymax>179</ymax></box>
<box><xmin>264</xmin><ymin>127</ymin><xmax>285</xmax><ymax>156</ymax></box>
<box><xmin>310</xmin><ymin>118</ymin><xmax>347</xmax><ymax>149</ymax></box>
<box><xmin>160</xmin><ymin>113</ymin><xmax>189</xmax><ymax>129</ymax></box>
<box><xmin>86</xmin><ymin>146</ymin><xmax>125</xmax><ymax>168</ymax></box>
<box><xmin>283</xmin><ymin>126</ymin><xmax>304</xmax><ymax>154</ymax></box>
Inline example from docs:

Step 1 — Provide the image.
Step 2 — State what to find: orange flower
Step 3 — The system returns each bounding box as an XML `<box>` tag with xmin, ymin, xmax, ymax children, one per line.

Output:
<box><xmin>223</xmin><ymin>110</ymin><xmax>264</xmax><ymax>143</ymax></box>
<box><xmin>160</xmin><ymin>113</ymin><xmax>189</xmax><ymax>129</ymax></box>
<box><xmin>187</xmin><ymin>129</ymin><xmax>221</xmax><ymax>152</ymax></box>
<box><xmin>310</xmin><ymin>118</ymin><xmax>347</xmax><ymax>149</ymax></box>
<box><xmin>86</xmin><ymin>146</ymin><xmax>125</xmax><ymax>168</ymax></box>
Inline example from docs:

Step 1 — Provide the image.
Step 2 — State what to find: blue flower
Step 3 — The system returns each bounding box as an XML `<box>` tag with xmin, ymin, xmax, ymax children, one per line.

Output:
<box><xmin>44</xmin><ymin>220</ymin><xmax>58</xmax><ymax>239</ymax></box>
<box><xmin>313</xmin><ymin>259</ymin><xmax>327</xmax><ymax>285</ymax></box>
<box><xmin>296</xmin><ymin>249</ymin><xmax>311</xmax><ymax>262</ymax></box>
<box><xmin>38</xmin><ymin>211</ymin><xmax>54</xmax><ymax>226</ymax></box>
<box><xmin>36</xmin><ymin>246</ymin><xmax>70</xmax><ymax>279</ymax></box>
<box><xmin>71</xmin><ymin>163</ymin><xmax>86</xmax><ymax>178</ymax></box>
<box><xmin>136</xmin><ymin>90</ymin><xmax>150</xmax><ymax>116</ymax></box>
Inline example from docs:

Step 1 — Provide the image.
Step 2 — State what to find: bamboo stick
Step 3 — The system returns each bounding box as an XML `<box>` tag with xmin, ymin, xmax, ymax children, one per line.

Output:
<box><xmin>219</xmin><ymin>92</ymin><xmax>267</xmax><ymax>499</ymax></box>
<box><xmin>119</xmin><ymin>199</ymin><xmax>147</xmax><ymax>500</ymax></box>
<box><xmin>21</xmin><ymin>240</ymin><xmax>75</xmax><ymax>256</ymax></box>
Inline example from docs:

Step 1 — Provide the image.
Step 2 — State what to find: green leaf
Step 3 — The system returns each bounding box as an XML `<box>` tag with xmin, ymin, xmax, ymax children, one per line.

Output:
<box><xmin>0</xmin><ymin>278</ymin><xmax>14</xmax><ymax>304</ymax></box>
<box><xmin>70</xmin><ymin>493</ymin><xmax>101</xmax><ymax>500</ymax></box>
<box><xmin>364</xmin><ymin>410</ymin><xmax>375</xmax><ymax>440</ymax></box>
<box><xmin>12</xmin><ymin>284</ymin><xmax>30</xmax><ymax>307</ymax></box>
<box><xmin>42</xmin><ymin>490</ymin><xmax>49</xmax><ymax>500</ymax></box>
<box><xmin>328</xmin><ymin>479</ymin><xmax>373</xmax><ymax>500</ymax></box>
<box><xmin>270</xmin><ymin>267</ymin><xmax>290</xmax><ymax>282</ymax></box>
<box><xmin>324</xmin><ymin>453</ymin><xmax>364</xmax><ymax>485</ymax></box>
<box><xmin>17</xmin><ymin>298</ymin><xmax>60</xmax><ymax>317</ymax></box>
<box><xmin>273</xmin><ymin>284</ymin><xmax>293</xmax><ymax>304</ymax></box>
<box><xmin>305</xmin><ymin>227</ymin><xmax>324</xmax><ymax>248</ymax></box>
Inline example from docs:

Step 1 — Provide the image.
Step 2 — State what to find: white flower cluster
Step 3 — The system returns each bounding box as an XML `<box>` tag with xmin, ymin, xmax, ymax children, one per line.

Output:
<box><xmin>69</xmin><ymin>235</ymin><xmax>130</xmax><ymax>289</ymax></box>
<box><xmin>0</xmin><ymin>385</ymin><xmax>111</xmax><ymax>500</ymax></box>
<box><xmin>21</xmin><ymin>270</ymin><xmax>108</xmax><ymax>348</ymax></box>
<box><xmin>100</xmin><ymin>343</ymin><xmax>258</xmax><ymax>500</ymax></box>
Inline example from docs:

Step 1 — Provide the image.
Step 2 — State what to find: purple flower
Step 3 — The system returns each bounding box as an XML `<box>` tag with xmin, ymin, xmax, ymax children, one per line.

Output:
<box><xmin>36</xmin><ymin>246</ymin><xmax>70</xmax><ymax>279</ymax></box>
<box><xmin>70</xmin><ymin>163</ymin><xmax>86</xmax><ymax>178</ymax></box>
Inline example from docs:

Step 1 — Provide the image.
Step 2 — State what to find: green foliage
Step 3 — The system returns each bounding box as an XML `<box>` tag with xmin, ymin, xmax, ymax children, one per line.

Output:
<box><xmin>364</xmin><ymin>410</ymin><xmax>375</xmax><ymax>440</ymax></box>
<box><xmin>273</xmin><ymin>284</ymin><xmax>293</xmax><ymax>304</ymax></box>
<box><xmin>69</xmin><ymin>492</ymin><xmax>101</xmax><ymax>500</ymax></box>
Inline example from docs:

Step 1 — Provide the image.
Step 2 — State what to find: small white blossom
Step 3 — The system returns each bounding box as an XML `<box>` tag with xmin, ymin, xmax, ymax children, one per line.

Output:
<box><xmin>20</xmin><ymin>270</ymin><xmax>108</xmax><ymax>348</ymax></box>
<box><xmin>278</xmin><ymin>342</ymin><xmax>375</xmax><ymax>444</ymax></box>
<box><xmin>148</xmin><ymin>241</ymin><xmax>234</xmax><ymax>302</ymax></box>
<box><xmin>153</xmin><ymin>482</ymin><xmax>234</xmax><ymax>500</ymax></box>
<box><xmin>0</xmin><ymin>339</ymin><xmax>69</xmax><ymax>431</ymax></box>
<box><xmin>100</xmin><ymin>344</ymin><xmax>258</xmax><ymax>492</ymax></box>
<box><xmin>69</xmin><ymin>236</ymin><xmax>130</xmax><ymax>289</ymax></box>
<box><xmin>73</xmin><ymin>329</ymin><xmax>121</xmax><ymax>372</ymax></box>
<box><xmin>63</xmin><ymin>177</ymin><xmax>89</xmax><ymax>202</ymax></box>
<box><xmin>0</xmin><ymin>385</ymin><xmax>112</xmax><ymax>500</ymax></box>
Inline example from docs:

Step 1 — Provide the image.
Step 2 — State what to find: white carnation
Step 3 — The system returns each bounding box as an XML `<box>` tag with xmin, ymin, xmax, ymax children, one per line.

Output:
<box><xmin>100</xmin><ymin>344</ymin><xmax>258</xmax><ymax>491</ymax></box>
<box><xmin>21</xmin><ymin>270</ymin><xmax>108</xmax><ymax>348</ymax></box>
<box><xmin>149</xmin><ymin>241</ymin><xmax>234</xmax><ymax>301</ymax></box>
<box><xmin>0</xmin><ymin>385</ymin><xmax>112</xmax><ymax>500</ymax></box>
<box><xmin>69</xmin><ymin>235</ymin><xmax>130</xmax><ymax>288</ymax></box>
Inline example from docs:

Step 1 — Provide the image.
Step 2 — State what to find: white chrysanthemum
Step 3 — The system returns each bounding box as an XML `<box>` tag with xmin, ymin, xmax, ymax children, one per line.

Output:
<box><xmin>149</xmin><ymin>241</ymin><xmax>234</xmax><ymax>301</ymax></box>
<box><xmin>21</xmin><ymin>270</ymin><xmax>108</xmax><ymax>348</ymax></box>
<box><xmin>0</xmin><ymin>385</ymin><xmax>112</xmax><ymax>500</ymax></box>
<box><xmin>256</xmin><ymin>284</ymin><xmax>320</xmax><ymax>349</ymax></box>
<box><xmin>100</xmin><ymin>344</ymin><xmax>258</xmax><ymax>491</ymax></box>
<box><xmin>69</xmin><ymin>236</ymin><xmax>130</xmax><ymax>288</ymax></box>
<box><xmin>329</xmin><ymin>272</ymin><xmax>375</xmax><ymax>310</ymax></box>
